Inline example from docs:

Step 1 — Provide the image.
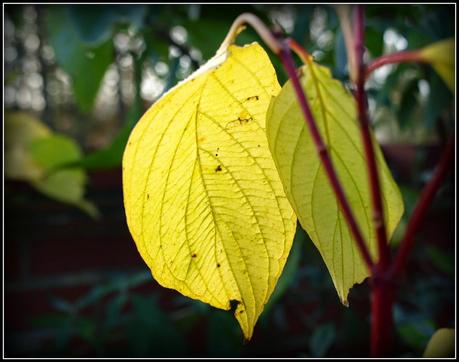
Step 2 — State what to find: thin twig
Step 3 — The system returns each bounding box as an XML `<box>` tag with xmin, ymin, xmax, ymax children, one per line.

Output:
<box><xmin>278</xmin><ymin>40</ymin><xmax>374</xmax><ymax>271</ymax></box>
<box><xmin>355</xmin><ymin>6</ymin><xmax>390</xmax><ymax>270</ymax></box>
<box><xmin>389</xmin><ymin>137</ymin><xmax>454</xmax><ymax>278</ymax></box>
<box><xmin>366</xmin><ymin>50</ymin><xmax>425</xmax><ymax>78</ymax></box>
<box><xmin>217</xmin><ymin>12</ymin><xmax>282</xmax><ymax>54</ymax></box>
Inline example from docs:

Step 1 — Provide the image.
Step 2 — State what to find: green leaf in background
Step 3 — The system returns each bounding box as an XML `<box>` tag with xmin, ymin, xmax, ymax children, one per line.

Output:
<box><xmin>29</xmin><ymin>135</ymin><xmax>81</xmax><ymax>170</ymax></box>
<box><xmin>423</xmin><ymin>328</ymin><xmax>455</xmax><ymax>358</ymax></box>
<box><xmin>5</xmin><ymin>112</ymin><xmax>98</xmax><ymax>217</ymax></box>
<box><xmin>397</xmin><ymin>77</ymin><xmax>420</xmax><ymax>130</ymax></box>
<box><xmin>291</xmin><ymin>6</ymin><xmax>313</xmax><ymax>44</ymax></box>
<box><xmin>5</xmin><ymin>112</ymin><xmax>51</xmax><ymax>181</ymax></box>
<box><xmin>266</xmin><ymin>57</ymin><xmax>404</xmax><ymax>305</ymax></box>
<box><xmin>425</xmin><ymin>69</ymin><xmax>453</xmax><ymax>130</ymax></box>
<box><xmin>46</xmin><ymin>6</ymin><xmax>114</xmax><ymax>113</ymax></box>
<box><xmin>425</xmin><ymin>245</ymin><xmax>454</xmax><ymax>277</ymax></box>
<box><xmin>127</xmin><ymin>295</ymin><xmax>187</xmax><ymax>357</ymax></box>
<box><xmin>333</xmin><ymin>29</ymin><xmax>347</xmax><ymax>79</ymax></box>
<box><xmin>206</xmin><ymin>310</ymin><xmax>243</xmax><ymax>357</ymax></box>
<box><xmin>73</xmin><ymin>100</ymin><xmax>143</xmax><ymax>170</ymax></box>
<box><xmin>68</xmin><ymin>5</ymin><xmax>147</xmax><ymax>45</ymax></box>
<box><xmin>309</xmin><ymin>323</ymin><xmax>336</xmax><ymax>357</ymax></box>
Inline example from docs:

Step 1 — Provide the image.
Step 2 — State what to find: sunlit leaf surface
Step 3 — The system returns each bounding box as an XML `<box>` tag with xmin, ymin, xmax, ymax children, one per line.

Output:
<box><xmin>266</xmin><ymin>57</ymin><xmax>404</xmax><ymax>304</ymax></box>
<box><xmin>123</xmin><ymin>42</ymin><xmax>296</xmax><ymax>339</ymax></box>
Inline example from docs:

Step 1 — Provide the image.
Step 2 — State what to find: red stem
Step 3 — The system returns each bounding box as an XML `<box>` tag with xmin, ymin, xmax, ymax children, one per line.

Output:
<box><xmin>355</xmin><ymin>5</ymin><xmax>391</xmax><ymax>271</ymax></box>
<box><xmin>390</xmin><ymin>137</ymin><xmax>454</xmax><ymax>278</ymax></box>
<box><xmin>370</xmin><ymin>277</ymin><xmax>395</xmax><ymax>356</ymax></box>
<box><xmin>354</xmin><ymin>6</ymin><xmax>393</xmax><ymax>357</ymax></box>
<box><xmin>278</xmin><ymin>41</ymin><xmax>374</xmax><ymax>272</ymax></box>
<box><xmin>366</xmin><ymin>50</ymin><xmax>425</xmax><ymax>78</ymax></box>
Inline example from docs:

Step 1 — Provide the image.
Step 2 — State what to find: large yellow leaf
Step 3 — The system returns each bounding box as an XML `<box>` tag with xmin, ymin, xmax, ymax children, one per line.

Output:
<box><xmin>123</xmin><ymin>43</ymin><xmax>296</xmax><ymax>340</ymax></box>
<box><xmin>266</xmin><ymin>58</ymin><xmax>404</xmax><ymax>305</ymax></box>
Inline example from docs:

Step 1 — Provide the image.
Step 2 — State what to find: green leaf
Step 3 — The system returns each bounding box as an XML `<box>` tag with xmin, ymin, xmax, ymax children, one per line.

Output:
<box><xmin>73</xmin><ymin>100</ymin><xmax>143</xmax><ymax>170</ymax></box>
<box><xmin>5</xmin><ymin>112</ymin><xmax>98</xmax><ymax>217</ymax></box>
<box><xmin>69</xmin><ymin>5</ymin><xmax>147</xmax><ymax>45</ymax></box>
<box><xmin>425</xmin><ymin>245</ymin><xmax>454</xmax><ymax>276</ymax></box>
<box><xmin>122</xmin><ymin>42</ymin><xmax>297</xmax><ymax>339</ymax></box>
<box><xmin>46</xmin><ymin>6</ymin><xmax>113</xmax><ymax>112</ymax></box>
<box><xmin>127</xmin><ymin>295</ymin><xmax>186</xmax><ymax>357</ymax></box>
<box><xmin>266</xmin><ymin>57</ymin><xmax>404</xmax><ymax>304</ymax></box>
<box><xmin>207</xmin><ymin>310</ymin><xmax>242</xmax><ymax>357</ymax></box>
<box><xmin>397</xmin><ymin>77</ymin><xmax>420</xmax><ymax>130</ymax></box>
<box><xmin>425</xmin><ymin>69</ymin><xmax>453</xmax><ymax>129</ymax></box>
<box><xmin>28</xmin><ymin>134</ymin><xmax>81</xmax><ymax>169</ymax></box>
<box><xmin>309</xmin><ymin>323</ymin><xmax>336</xmax><ymax>357</ymax></box>
<box><xmin>423</xmin><ymin>328</ymin><xmax>455</xmax><ymax>358</ymax></box>
<box><xmin>334</xmin><ymin>29</ymin><xmax>348</xmax><ymax>79</ymax></box>
<box><xmin>5</xmin><ymin>112</ymin><xmax>51</xmax><ymax>181</ymax></box>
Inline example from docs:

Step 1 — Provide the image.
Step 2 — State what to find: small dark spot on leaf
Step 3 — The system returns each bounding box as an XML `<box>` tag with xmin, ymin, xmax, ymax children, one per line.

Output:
<box><xmin>257</xmin><ymin>144</ymin><xmax>260</xmax><ymax>147</ymax></box>
<box><xmin>147</xmin><ymin>194</ymin><xmax>150</xmax><ymax>200</ymax></box>
<box><xmin>238</xmin><ymin>116</ymin><xmax>252</xmax><ymax>124</ymax></box>
<box><xmin>246</xmin><ymin>95</ymin><xmax>259</xmax><ymax>101</ymax></box>
<box><xmin>192</xmin><ymin>253</ymin><xmax>197</xmax><ymax>258</ymax></box>
<box><xmin>217</xmin><ymin>263</ymin><xmax>221</xmax><ymax>268</ymax></box>
<box><xmin>215</xmin><ymin>165</ymin><xmax>222</xmax><ymax>172</ymax></box>
<box><xmin>229</xmin><ymin>299</ymin><xmax>240</xmax><ymax>313</ymax></box>
<box><xmin>239</xmin><ymin>310</ymin><xmax>244</xmax><ymax>314</ymax></box>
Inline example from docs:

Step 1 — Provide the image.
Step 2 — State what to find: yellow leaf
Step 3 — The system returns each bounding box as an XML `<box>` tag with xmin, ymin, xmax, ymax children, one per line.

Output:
<box><xmin>123</xmin><ymin>43</ymin><xmax>297</xmax><ymax>340</ymax></box>
<box><xmin>423</xmin><ymin>328</ymin><xmax>455</xmax><ymax>358</ymax></box>
<box><xmin>420</xmin><ymin>38</ymin><xmax>455</xmax><ymax>92</ymax></box>
<box><xmin>266</xmin><ymin>59</ymin><xmax>404</xmax><ymax>305</ymax></box>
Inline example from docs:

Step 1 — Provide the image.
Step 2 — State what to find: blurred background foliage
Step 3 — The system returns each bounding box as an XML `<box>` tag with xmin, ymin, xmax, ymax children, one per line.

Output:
<box><xmin>4</xmin><ymin>4</ymin><xmax>454</xmax><ymax>357</ymax></box>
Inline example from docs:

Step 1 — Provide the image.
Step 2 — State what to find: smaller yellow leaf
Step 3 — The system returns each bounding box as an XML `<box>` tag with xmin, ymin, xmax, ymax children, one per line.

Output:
<box><xmin>423</xmin><ymin>328</ymin><xmax>455</xmax><ymax>358</ymax></box>
<box><xmin>420</xmin><ymin>38</ymin><xmax>455</xmax><ymax>92</ymax></box>
<box><xmin>266</xmin><ymin>59</ymin><xmax>404</xmax><ymax>304</ymax></box>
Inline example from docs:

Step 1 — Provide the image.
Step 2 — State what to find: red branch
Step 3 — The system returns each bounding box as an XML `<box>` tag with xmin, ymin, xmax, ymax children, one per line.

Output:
<box><xmin>355</xmin><ymin>6</ymin><xmax>391</xmax><ymax>270</ymax></box>
<box><xmin>278</xmin><ymin>40</ymin><xmax>374</xmax><ymax>272</ymax></box>
<box><xmin>366</xmin><ymin>50</ymin><xmax>425</xmax><ymax>78</ymax></box>
<box><xmin>390</xmin><ymin>138</ymin><xmax>454</xmax><ymax>278</ymax></box>
<box><xmin>354</xmin><ymin>6</ymin><xmax>393</xmax><ymax>357</ymax></box>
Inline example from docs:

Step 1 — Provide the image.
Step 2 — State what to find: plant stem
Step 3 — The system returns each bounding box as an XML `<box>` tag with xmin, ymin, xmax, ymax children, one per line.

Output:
<box><xmin>278</xmin><ymin>41</ymin><xmax>374</xmax><ymax>272</ymax></box>
<box><xmin>218</xmin><ymin>12</ymin><xmax>282</xmax><ymax>54</ymax></box>
<box><xmin>370</xmin><ymin>277</ymin><xmax>395</xmax><ymax>356</ymax></box>
<box><xmin>354</xmin><ymin>6</ymin><xmax>394</xmax><ymax>357</ymax></box>
<box><xmin>219</xmin><ymin>14</ymin><xmax>374</xmax><ymax>270</ymax></box>
<box><xmin>366</xmin><ymin>50</ymin><xmax>424</xmax><ymax>78</ymax></box>
<box><xmin>355</xmin><ymin>5</ymin><xmax>391</xmax><ymax>271</ymax></box>
<box><xmin>389</xmin><ymin>137</ymin><xmax>454</xmax><ymax>278</ymax></box>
